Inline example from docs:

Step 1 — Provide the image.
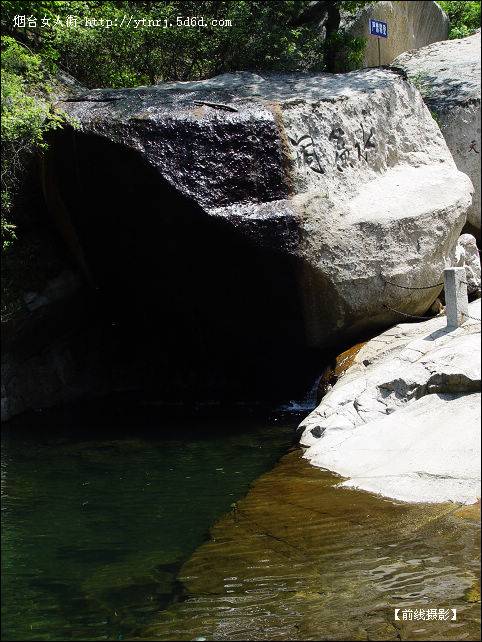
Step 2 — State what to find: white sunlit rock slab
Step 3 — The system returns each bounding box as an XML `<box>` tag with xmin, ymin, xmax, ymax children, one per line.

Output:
<box><xmin>299</xmin><ymin>299</ymin><xmax>481</xmax><ymax>504</ymax></box>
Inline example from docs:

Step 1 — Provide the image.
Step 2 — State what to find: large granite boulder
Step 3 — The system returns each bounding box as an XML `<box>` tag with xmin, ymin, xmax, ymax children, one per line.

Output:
<box><xmin>394</xmin><ymin>30</ymin><xmax>481</xmax><ymax>236</ymax></box>
<box><xmin>299</xmin><ymin>299</ymin><xmax>481</xmax><ymax>503</ymax></box>
<box><xmin>344</xmin><ymin>1</ymin><xmax>449</xmax><ymax>67</ymax></box>
<box><xmin>56</xmin><ymin>69</ymin><xmax>473</xmax><ymax>352</ymax></box>
<box><xmin>454</xmin><ymin>233</ymin><xmax>481</xmax><ymax>296</ymax></box>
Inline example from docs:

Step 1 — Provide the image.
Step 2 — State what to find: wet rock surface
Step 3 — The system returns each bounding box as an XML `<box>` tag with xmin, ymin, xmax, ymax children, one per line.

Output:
<box><xmin>393</xmin><ymin>30</ymin><xmax>481</xmax><ymax>235</ymax></box>
<box><xmin>299</xmin><ymin>299</ymin><xmax>481</xmax><ymax>503</ymax></box>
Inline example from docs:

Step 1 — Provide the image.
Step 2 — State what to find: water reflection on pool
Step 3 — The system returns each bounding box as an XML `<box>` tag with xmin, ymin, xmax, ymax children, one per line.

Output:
<box><xmin>1</xmin><ymin>402</ymin><xmax>298</xmax><ymax>641</ymax></box>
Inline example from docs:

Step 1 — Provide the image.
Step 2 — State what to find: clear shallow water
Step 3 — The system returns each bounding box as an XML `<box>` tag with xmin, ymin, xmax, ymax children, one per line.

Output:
<box><xmin>2</xmin><ymin>402</ymin><xmax>480</xmax><ymax>642</ymax></box>
<box><xmin>144</xmin><ymin>452</ymin><xmax>481</xmax><ymax>642</ymax></box>
<box><xmin>1</xmin><ymin>402</ymin><xmax>299</xmax><ymax>641</ymax></box>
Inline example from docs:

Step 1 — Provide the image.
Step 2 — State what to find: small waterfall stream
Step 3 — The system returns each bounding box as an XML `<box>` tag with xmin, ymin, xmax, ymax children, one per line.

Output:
<box><xmin>278</xmin><ymin>370</ymin><xmax>327</xmax><ymax>413</ymax></box>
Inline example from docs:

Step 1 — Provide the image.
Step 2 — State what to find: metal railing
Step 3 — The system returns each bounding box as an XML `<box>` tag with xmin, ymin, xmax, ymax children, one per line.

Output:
<box><xmin>382</xmin><ymin>268</ymin><xmax>480</xmax><ymax>326</ymax></box>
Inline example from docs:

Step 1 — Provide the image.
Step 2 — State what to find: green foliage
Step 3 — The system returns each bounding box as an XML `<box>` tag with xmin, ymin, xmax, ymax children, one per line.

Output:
<box><xmin>410</xmin><ymin>71</ymin><xmax>428</xmax><ymax>91</ymax></box>
<box><xmin>326</xmin><ymin>32</ymin><xmax>367</xmax><ymax>73</ymax></box>
<box><xmin>1</xmin><ymin>1</ymin><xmax>327</xmax><ymax>87</ymax></box>
<box><xmin>439</xmin><ymin>1</ymin><xmax>481</xmax><ymax>39</ymax></box>
<box><xmin>2</xmin><ymin>38</ymin><xmax>49</xmax><ymax>143</ymax></box>
<box><xmin>430</xmin><ymin>109</ymin><xmax>441</xmax><ymax>126</ymax></box>
<box><xmin>1</xmin><ymin>1</ymin><xmax>369</xmax><ymax>87</ymax></box>
<box><xmin>1</xmin><ymin>36</ymin><xmax>66</xmax><ymax>252</ymax></box>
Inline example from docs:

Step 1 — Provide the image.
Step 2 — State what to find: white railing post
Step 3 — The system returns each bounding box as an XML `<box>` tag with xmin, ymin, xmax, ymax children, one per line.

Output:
<box><xmin>444</xmin><ymin>267</ymin><xmax>468</xmax><ymax>328</ymax></box>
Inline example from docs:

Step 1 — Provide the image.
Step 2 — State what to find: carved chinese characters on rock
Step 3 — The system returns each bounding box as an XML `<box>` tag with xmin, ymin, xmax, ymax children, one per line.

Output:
<box><xmin>330</xmin><ymin>123</ymin><xmax>376</xmax><ymax>171</ymax></box>
<box><xmin>355</xmin><ymin>123</ymin><xmax>376</xmax><ymax>162</ymax></box>
<box><xmin>329</xmin><ymin>127</ymin><xmax>353</xmax><ymax>170</ymax></box>
<box><xmin>289</xmin><ymin>121</ymin><xmax>376</xmax><ymax>175</ymax></box>
<box><xmin>288</xmin><ymin>135</ymin><xmax>325</xmax><ymax>174</ymax></box>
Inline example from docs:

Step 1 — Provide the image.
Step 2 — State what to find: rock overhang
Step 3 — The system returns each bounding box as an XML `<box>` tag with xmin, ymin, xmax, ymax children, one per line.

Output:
<box><xmin>54</xmin><ymin>68</ymin><xmax>474</xmax><ymax>350</ymax></box>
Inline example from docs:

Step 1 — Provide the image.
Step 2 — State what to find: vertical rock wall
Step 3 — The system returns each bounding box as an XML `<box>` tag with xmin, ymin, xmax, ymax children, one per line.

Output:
<box><xmin>344</xmin><ymin>1</ymin><xmax>449</xmax><ymax>67</ymax></box>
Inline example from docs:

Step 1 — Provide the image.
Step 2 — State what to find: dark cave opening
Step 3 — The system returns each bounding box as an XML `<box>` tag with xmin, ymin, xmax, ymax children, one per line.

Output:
<box><xmin>45</xmin><ymin>130</ymin><xmax>323</xmax><ymax>406</ymax></box>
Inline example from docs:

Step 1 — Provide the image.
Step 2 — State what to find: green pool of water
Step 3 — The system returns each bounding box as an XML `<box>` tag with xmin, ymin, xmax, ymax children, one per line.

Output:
<box><xmin>1</xmin><ymin>402</ymin><xmax>299</xmax><ymax>641</ymax></box>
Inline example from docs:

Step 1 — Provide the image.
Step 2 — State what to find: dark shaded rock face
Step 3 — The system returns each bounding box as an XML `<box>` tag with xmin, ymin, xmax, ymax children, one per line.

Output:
<box><xmin>1</xmin><ymin>69</ymin><xmax>474</xmax><ymax>420</ymax></box>
<box><xmin>1</xmin><ymin>273</ymin><xmax>105</xmax><ymax>422</ymax></box>
<box><xmin>35</xmin><ymin>136</ymin><xmax>318</xmax><ymax>409</ymax></box>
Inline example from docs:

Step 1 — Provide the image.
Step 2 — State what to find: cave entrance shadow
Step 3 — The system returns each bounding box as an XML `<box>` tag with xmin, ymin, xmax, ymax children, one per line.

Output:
<box><xmin>47</xmin><ymin>130</ymin><xmax>322</xmax><ymax>406</ymax></box>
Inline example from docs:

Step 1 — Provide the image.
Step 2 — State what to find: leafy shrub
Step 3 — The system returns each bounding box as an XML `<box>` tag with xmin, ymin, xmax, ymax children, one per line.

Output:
<box><xmin>1</xmin><ymin>36</ymin><xmax>66</xmax><ymax>251</ymax></box>
<box><xmin>439</xmin><ymin>1</ymin><xmax>481</xmax><ymax>39</ymax></box>
<box><xmin>1</xmin><ymin>1</ymin><xmax>371</xmax><ymax>87</ymax></box>
<box><xmin>1</xmin><ymin>2</ymin><xmax>327</xmax><ymax>87</ymax></box>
